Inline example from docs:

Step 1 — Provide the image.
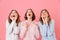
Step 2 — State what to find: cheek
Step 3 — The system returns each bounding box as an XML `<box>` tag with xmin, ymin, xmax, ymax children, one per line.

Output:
<box><xmin>30</xmin><ymin>13</ymin><xmax>33</xmax><ymax>17</ymax></box>
<box><xmin>41</xmin><ymin>14</ymin><xmax>44</xmax><ymax>17</ymax></box>
<box><xmin>27</xmin><ymin>13</ymin><xmax>28</xmax><ymax>17</ymax></box>
<box><xmin>46</xmin><ymin>14</ymin><xmax>48</xmax><ymax>17</ymax></box>
<box><xmin>29</xmin><ymin>14</ymin><xmax>33</xmax><ymax>18</ymax></box>
<box><xmin>10</xmin><ymin>16</ymin><xmax>12</xmax><ymax>19</ymax></box>
<box><xmin>31</xmin><ymin>14</ymin><xmax>33</xmax><ymax>17</ymax></box>
<box><xmin>27</xmin><ymin>13</ymin><xmax>30</xmax><ymax>17</ymax></box>
<box><xmin>14</xmin><ymin>13</ymin><xmax>17</xmax><ymax>16</ymax></box>
<box><xmin>15</xmin><ymin>15</ymin><xmax>18</xmax><ymax>18</ymax></box>
<box><xmin>41</xmin><ymin>15</ymin><xmax>43</xmax><ymax>18</ymax></box>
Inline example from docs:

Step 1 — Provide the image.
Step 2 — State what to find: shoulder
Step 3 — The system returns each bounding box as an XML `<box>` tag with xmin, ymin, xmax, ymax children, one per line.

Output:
<box><xmin>32</xmin><ymin>21</ymin><xmax>36</xmax><ymax>25</ymax></box>
<box><xmin>21</xmin><ymin>20</ymin><xmax>27</xmax><ymax>24</ymax></box>
<box><xmin>31</xmin><ymin>21</ymin><xmax>38</xmax><ymax>28</ymax></box>
<box><xmin>37</xmin><ymin>21</ymin><xmax>42</xmax><ymax>26</ymax></box>
<box><xmin>20</xmin><ymin>21</ymin><xmax>25</xmax><ymax>24</ymax></box>
<box><xmin>6</xmin><ymin>19</ymin><xmax>9</xmax><ymax>24</ymax></box>
<box><xmin>51</xmin><ymin>19</ymin><xmax>54</xmax><ymax>22</ymax></box>
<box><xmin>18</xmin><ymin>21</ymin><xmax>21</xmax><ymax>26</ymax></box>
<box><xmin>50</xmin><ymin>19</ymin><xmax>54</xmax><ymax>24</ymax></box>
<box><xmin>6</xmin><ymin>19</ymin><xmax>8</xmax><ymax>23</ymax></box>
<box><xmin>20</xmin><ymin>21</ymin><xmax>27</xmax><ymax>27</ymax></box>
<box><xmin>32</xmin><ymin>21</ymin><xmax>37</xmax><ymax>24</ymax></box>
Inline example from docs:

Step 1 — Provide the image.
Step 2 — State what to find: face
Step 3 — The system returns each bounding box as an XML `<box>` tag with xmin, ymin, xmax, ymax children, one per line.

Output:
<box><xmin>41</xmin><ymin>10</ymin><xmax>48</xmax><ymax>19</ymax></box>
<box><xmin>27</xmin><ymin>10</ymin><xmax>33</xmax><ymax>19</ymax></box>
<box><xmin>10</xmin><ymin>11</ymin><xmax>18</xmax><ymax>20</ymax></box>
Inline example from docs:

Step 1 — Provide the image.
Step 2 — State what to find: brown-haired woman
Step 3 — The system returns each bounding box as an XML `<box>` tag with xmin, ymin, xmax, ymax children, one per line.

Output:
<box><xmin>20</xmin><ymin>8</ymin><xmax>40</xmax><ymax>40</ymax></box>
<box><xmin>6</xmin><ymin>10</ymin><xmax>21</xmax><ymax>40</ymax></box>
<box><xmin>38</xmin><ymin>9</ymin><xmax>56</xmax><ymax>40</ymax></box>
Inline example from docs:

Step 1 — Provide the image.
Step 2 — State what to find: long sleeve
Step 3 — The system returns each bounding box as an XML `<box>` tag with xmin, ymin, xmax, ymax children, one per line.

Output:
<box><xmin>38</xmin><ymin>22</ymin><xmax>48</xmax><ymax>37</ymax></box>
<box><xmin>34</xmin><ymin>24</ymin><xmax>40</xmax><ymax>39</ymax></box>
<box><xmin>6</xmin><ymin>20</ymin><xmax>15</xmax><ymax>34</ymax></box>
<box><xmin>13</xmin><ymin>26</ymin><xmax>20</xmax><ymax>35</ymax></box>
<box><xmin>47</xmin><ymin>19</ymin><xmax>55</xmax><ymax>36</ymax></box>
<box><xmin>20</xmin><ymin>22</ymin><xmax>27</xmax><ymax>39</ymax></box>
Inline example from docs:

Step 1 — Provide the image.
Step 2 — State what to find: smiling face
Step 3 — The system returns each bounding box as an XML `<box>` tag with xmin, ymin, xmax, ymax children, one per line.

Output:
<box><xmin>10</xmin><ymin>10</ymin><xmax>18</xmax><ymax>20</ymax></box>
<box><xmin>40</xmin><ymin>9</ymin><xmax>51</xmax><ymax>25</ymax></box>
<box><xmin>41</xmin><ymin>10</ymin><xmax>48</xmax><ymax>19</ymax></box>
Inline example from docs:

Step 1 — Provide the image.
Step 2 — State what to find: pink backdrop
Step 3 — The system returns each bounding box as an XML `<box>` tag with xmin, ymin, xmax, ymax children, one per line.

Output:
<box><xmin>0</xmin><ymin>0</ymin><xmax>60</xmax><ymax>40</ymax></box>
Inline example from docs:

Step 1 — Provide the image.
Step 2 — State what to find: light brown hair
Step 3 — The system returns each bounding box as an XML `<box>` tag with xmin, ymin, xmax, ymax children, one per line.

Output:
<box><xmin>8</xmin><ymin>10</ymin><xmax>20</xmax><ymax>26</ymax></box>
<box><xmin>39</xmin><ymin>9</ymin><xmax>51</xmax><ymax>25</ymax></box>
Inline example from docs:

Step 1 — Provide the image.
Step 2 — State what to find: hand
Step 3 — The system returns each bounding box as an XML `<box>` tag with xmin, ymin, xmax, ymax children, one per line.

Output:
<box><xmin>23</xmin><ymin>22</ymin><xmax>28</xmax><ymax>29</ymax></box>
<box><xmin>45</xmin><ymin>17</ymin><xmax>48</xmax><ymax>24</ymax></box>
<box><xmin>10</xmin><ymin>15</ymin><xmax>17</xmax><ymax>21</ymax></box>
<box><xmin>42</xmin><ymin>17</ymin><xmax>45</xmax><ymax>24</ymax></box>
<box><xmin>11</xmin><ymin>17</ymin><xmax>16</xmax><ymax>21</ymax></box>
<box><xmin>42</xmin><ymin>17</ymin><xmax>48</xmax><ymax>24</ymax></box>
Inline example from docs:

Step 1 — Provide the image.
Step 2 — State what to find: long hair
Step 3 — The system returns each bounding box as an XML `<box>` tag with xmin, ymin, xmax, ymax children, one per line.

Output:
<box><xmin>24</xmin><ymin>8</ymin><xmax>35</xmax><ymax>21</ymax></box>
<box><xmin>39</xmin><ymin>9</ymin><xmax>51</xmax><ymax>25</ymax></box>
<box><xmin>8</xmin><ymin>10</ymin><xmax>20</xmax><ymax>26</ymax></box>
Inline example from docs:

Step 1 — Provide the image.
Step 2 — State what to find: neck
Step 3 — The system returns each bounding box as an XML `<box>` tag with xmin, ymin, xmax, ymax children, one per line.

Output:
<box><xmin>27</xmin><ymin>18</ymin><xmax>32</xmax><ymax>23</ymax></box>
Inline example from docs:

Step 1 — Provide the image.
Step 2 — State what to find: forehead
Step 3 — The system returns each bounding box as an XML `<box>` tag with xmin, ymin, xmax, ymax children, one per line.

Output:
<box><xmin>42</xmin><ymin>10</ymin><xmax>47</xmax><ymax>14</ymax></box>
<box><xmin>10</xmin><ymin>11</ymin><xmax>18</xmax><ymax>15</ymax></box>
<box><xmin>27</xmin><ymin>10</ymin><xmax>32</xmax><ymax>12</ymax></box>
<box><xmin>12</xmin><ymin>11</ymin><xmax>16</xmax><ymax>13</ymax></box>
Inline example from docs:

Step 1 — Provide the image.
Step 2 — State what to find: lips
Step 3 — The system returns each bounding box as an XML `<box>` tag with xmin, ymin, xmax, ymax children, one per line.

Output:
<box><xmin>28</xmin><ymin>14</ymin><xmax>31</xmax><ymax>16</ymax></box>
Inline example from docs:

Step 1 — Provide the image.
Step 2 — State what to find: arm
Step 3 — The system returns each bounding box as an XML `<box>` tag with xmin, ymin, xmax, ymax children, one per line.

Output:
<box><xmin>38</xmin><ymin>22</ymin><xmax>47</xmax><ymax>37</ymax></box>
<box><xmin>47</xmin><ymin>19</ymin><xmax>55</xmax><ymax>36</ymax></box>
<box><xmin>20</xmin><ymin>22</ymin><xmax>27</xmax><ymax>39</ymax></box>
<box><xmin>13</xmin><ymin>26</ymin><xmax>20</xmax><ymax>34</ymax></box>
<box><xmin>13</xmin><ymin>22</ymin><xmax>21</xmax><ymax>35</ymax></box>
<box><xmin>35</xmin><ymin>24</ymin><xmax>40</xmax><ymax>40</ymax></box>
<box><xmin>6</xmin><ymin>20</ymin><xmax>15</xmax><ymax>34</ymax></box>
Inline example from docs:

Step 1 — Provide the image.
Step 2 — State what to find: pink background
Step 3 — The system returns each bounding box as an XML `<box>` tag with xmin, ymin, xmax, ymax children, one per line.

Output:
<box><xmin>0</xmin><ymin>0</ymin><xmax>60</xmax><ymax>40</ymax></box>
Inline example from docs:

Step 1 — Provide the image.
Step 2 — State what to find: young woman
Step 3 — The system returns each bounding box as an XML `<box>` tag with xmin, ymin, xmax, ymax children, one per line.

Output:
<box><xmin>6</xmin><ymin>10</ymin><xmax>21</xmax><ymax>40</ymax></box>
<box><xmin>20</xmin><ymin>9</ymin><xmax>40</xmax><ymax>40</ymax></box>
<box><xmin>38</xmin><ymin>9</ymin><xmax>56</xmax><ymax>40</ymax></box>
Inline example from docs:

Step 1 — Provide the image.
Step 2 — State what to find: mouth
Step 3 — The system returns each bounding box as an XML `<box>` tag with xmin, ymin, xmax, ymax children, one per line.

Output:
<box><xmin>12</xmin><ymin>15</ymin><xmax>15</xmax><ymax>17</ymax></box>
<box><xmin>28</xmin><ymin>14</ymin><xmax>31</xmax><ymax>16</ymax></box>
